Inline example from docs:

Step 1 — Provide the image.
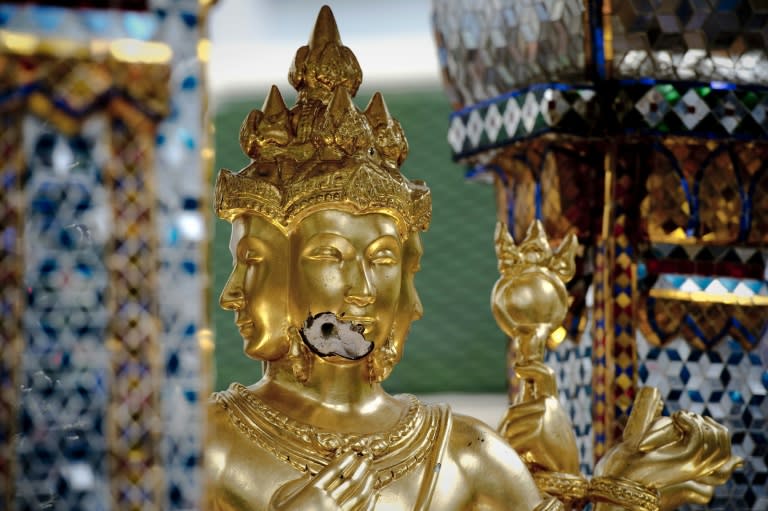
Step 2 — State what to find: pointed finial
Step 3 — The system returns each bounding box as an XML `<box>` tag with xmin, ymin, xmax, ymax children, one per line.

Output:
<box><xmin>262</xmin><ymin>85</ymin><xmax>288</xmax><ymax>118</ymax></box>
<box><xmin>495</xmin><ymin>222</ymin><xmax>522</xmax><ymax>273</ymax></box>
<box><xmin>289</xmin><ymin>6</ymin><xmax>362</xmax><ymax>100</ymax></box>
<box><xmin>550</xmin><ymin>232</ymin><xmax>578</xmax><ymax>283</ymax></box>
<box><xmin>364</xmin><ymin>92</ymin><xmax>391</xmax><ymax>128</ymax></box>
<box><xmin>309</xmin><ymin>5</ymin><xmax>342</xmax><ymax>50</ymax></box>
<box><xmin>326</xmin><ymin>86</ymin><xmax>356</xmax><ymax>122</ymax></box>
<box><xmin>365</xmin><ymin>92</ymin><xmax>409</xmax><ymax>166</ymax></box>
<box><xmin>520</xmin><ymin>220</ymin><xmax>552</xmax><ymax>263</ymax></box>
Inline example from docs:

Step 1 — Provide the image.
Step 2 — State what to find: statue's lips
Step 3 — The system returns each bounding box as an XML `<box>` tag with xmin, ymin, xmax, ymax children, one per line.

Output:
<box><xmin>299</xmin><ymin>312</ymin><xmax>374</xmax><ymax>360</ymax></box>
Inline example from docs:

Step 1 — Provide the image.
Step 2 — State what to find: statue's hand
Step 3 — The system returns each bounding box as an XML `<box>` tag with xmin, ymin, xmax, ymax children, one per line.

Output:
<box><xmin>269</xmin><ymin>452</ymin><xmax>377</xmax><ymax>511</ymax></box>
<box><xmin>594</xmin><ymin>388</ymin><xmax>742</xmax><ymax>510</ymax></box>
<box><xmin>499</xmin><ymin>362</ymin><xmax>580</xmax><ymax>475</ymax></box>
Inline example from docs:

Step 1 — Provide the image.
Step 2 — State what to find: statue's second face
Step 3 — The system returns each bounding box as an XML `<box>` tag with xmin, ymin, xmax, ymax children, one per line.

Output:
<box><xmin>220</xmin><ymin>214</ymin><xmax>290</xmax><ymax>361</ymax></box>
<box><xmin>289</xmin><ymin>210</ymin><xmax>403</xmax><ymax>353</ymax></box>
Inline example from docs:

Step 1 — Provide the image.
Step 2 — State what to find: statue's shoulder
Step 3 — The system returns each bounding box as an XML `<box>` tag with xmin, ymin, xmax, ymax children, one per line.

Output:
<box><xmin>208</xmin><ymin>382</ymin><xmax>245</xmax><ymax>416</ymax></box>
<box><xmin>446</xmin><ymin>412</ymin><xmax>541</xmax><ymax>505</ymax></box>
<box><xmin>207</xmin><ymin>383</ymin><xmax>252</xmax><ymax>446</ymax></box>
<box><xmin>448</xmin><ymin>412</ymin><xmax>519</xmax><ymax>459</ymax></box>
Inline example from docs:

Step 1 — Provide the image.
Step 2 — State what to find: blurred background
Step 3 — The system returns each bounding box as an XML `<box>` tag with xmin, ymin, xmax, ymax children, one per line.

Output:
<box><xmin>207</xmin><ymin>0</ymin><xmax>509</xmax><ymax>414</ymax></box>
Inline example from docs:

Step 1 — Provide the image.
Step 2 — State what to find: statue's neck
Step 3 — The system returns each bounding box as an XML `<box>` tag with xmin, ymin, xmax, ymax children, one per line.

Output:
<box><xmin>251</xmin><ymin>356</ymin><xmax>402</xmax><ymax>433</ymax></box>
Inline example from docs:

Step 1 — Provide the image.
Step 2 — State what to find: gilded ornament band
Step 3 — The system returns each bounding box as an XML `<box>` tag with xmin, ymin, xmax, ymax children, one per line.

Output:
<box><xmin>589</xmin><ymin>476</ymin><xmax>661</xmax><ymax>511</ymax></box>
<box><xmin>532</xmin><ymin>471</ymin><xmax>589</xmax><ymax>502</ymax></box>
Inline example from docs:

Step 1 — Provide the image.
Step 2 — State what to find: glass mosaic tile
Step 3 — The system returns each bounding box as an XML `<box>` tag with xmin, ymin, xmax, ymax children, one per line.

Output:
<box><xmin>0</xmin><ymin>2</ymin><xmax>210</xmax><ymax>509</ymax></box>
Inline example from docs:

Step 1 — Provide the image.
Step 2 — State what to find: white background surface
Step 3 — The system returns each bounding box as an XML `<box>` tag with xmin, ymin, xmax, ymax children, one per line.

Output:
<box><xmin>208</xmin><ymin>0</ymin><xmax>441</xmax><ymax>96</ymax></box>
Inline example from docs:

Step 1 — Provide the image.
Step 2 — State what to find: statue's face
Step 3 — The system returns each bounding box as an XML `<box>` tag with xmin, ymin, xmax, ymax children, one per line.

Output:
<box><xmin>392</xmin><ymin>232</ymin><xmax>424</xmax><ymax>361</ymax></box>
<box><xmin>289</xmin><ymin>210</ymin><xmax>403</xmax><ymax>352</ymax></box>
<box><xmin>220</xmin><ymin>214</ymin><xmax>289</xmax><ymax>361</ymax></box>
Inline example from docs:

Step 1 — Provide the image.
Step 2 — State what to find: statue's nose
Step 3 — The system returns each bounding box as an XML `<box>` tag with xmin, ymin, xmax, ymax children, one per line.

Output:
<box><xmin>344</xmin><ymin>261</ymin><xmax>376</xmax><ymax>307</ymax></box>
<box><xmin>219</xmin><ymin>283</ymin><xmax>245</xmax><ymax>311</ymax></box>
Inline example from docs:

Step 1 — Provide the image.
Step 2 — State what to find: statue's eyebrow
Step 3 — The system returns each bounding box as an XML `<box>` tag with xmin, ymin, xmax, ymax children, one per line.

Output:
<box><xmin>366</xmin><ymin>235</ymin><xmax>401</xmax><ymax>253</ymax></box>
<box><xmin>301</xmin><ymin>232</ymin><xmax>353</xmax><ymax>254</ymax></box>
<box><xmin>235</xmin><ymin>236</ymin><xmax>268</xmax><ymax>259</ymax></box>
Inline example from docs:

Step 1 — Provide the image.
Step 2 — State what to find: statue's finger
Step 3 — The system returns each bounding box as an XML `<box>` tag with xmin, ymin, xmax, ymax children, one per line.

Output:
<box><xmin>661</xmin><ymin>480</ymin><xmax>714</xmax><ymax>508</ymax></box>
<box><xmin>514</xmin><ymin>363</ymin><xmax>557</xmax><ymax>398</ymax></box>
<box><xmin>502</xmin><ymin>399</ymin><xmax>548</xmax><ymax>419</ymax></box>
<box><xmin>638</xmin><ymin>416</ymin><xmax>678</xmax><ymax>453</ymax></box>
<box><xmin>698</xmin><ymin>456</ymin><xmax>743</xmax><ymax>485</ymax></box>
<box><xmin>332</xmin><ymin>456</ymin><xmax>372</xmax><ymax>501</ymax></box>
<box><xmin>624</xmin><ymin>387</ymin><xmax>662</xmax><ymax>448</ymax></box>
<box><xmin>343</xmin><ymin>469</ymin><xmax>376</xmax><ymax>511</ymax></box>
<box><xmin>315</xmin><ymin>451</ymin><xmax>360</xmax><ymax>489</ymax></box>
<box><xmin>500</xmin><ymin>412</ymin><xmax>545</xmax><ymax>442</ymax></box>
<box><xmin>353</xmin><ymin>490</ymin><xmax>378</xmax><ymax>511</ymax></box>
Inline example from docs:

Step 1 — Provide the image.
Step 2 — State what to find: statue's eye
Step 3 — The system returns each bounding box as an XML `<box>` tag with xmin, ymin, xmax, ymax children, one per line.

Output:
<box><xmin>371</xmin><ymin>250</ymin><xmax>397</xmax><ymax>266</ymax></box>
<box><xmin>243</xmin><ymin>249</ymin><xmax>263</xmax><ymax>264</ymax></box>
<box><xmin>307</xmin><ymin>246</ymin><xmax>343</xmax><ymax>261</ymax></box>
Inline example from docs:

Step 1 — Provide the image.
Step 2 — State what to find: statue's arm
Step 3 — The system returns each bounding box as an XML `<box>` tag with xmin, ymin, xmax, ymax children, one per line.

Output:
<box><xmin>451</xmin><ymin>413</ymin><xmax>556</xmax><ymax>511</ymax></box>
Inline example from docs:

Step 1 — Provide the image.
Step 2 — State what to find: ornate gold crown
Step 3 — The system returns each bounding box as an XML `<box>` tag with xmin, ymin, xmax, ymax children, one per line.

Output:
<box><xmin>214</xmin><ymin>5</ymin><xmax>431</xmax><ymax>236</ymax></box>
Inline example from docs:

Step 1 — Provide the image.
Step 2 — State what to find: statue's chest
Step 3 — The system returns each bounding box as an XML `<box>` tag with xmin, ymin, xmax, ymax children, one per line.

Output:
<box><xmin>218</xmin><ymin>453</ymin><xmax>447</xmax><ymax>511</ymax></box>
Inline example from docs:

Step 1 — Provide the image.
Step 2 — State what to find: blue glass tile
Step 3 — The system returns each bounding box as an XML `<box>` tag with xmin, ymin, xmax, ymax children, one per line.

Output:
<box><xmin>680</xmin><ymin>365</ymin><xmax>690</xmax><ymax>384</ymax></box>
<box><xmin>31</xmin><ymin>6</ymin><xmax>65</xmax><ymax>32</ymax></box>
<box><xmin>167</xmin><ymin>225</ymin><xmax>179</xmax><ymax>246</ymax></box>
<box><xmin>0</xmin><ymin>5</ymin><xmax>15</xmax><ymax>27</ymax></box>
<box><xmin>181</xmin><ymin>260</ymin><xmax>196</xmax><ymax>274</ymax></box>
<box><xmin>83</xmin><ymin>10</ymin><xmax>111</xmax><ymax>35</ymax></box>
<box><xmin>179</xmin><ymin>128</ymin><xmax>196</xmax><ymax>150</ymax></box>
<box><xmin>719</xmin><ymin>277</ymin><xmax>739</xmax><ymax>292</ymax></box>
<box><xmin>180</xmin><ymin>11</ymin><xmax>197</xmax><ymax>28</ymax></box>
<box><xmin>667</xmin><ymin>274</ymin><xmax>686</xmax><ymax>288</ymax></box>
<box><xmin>124</xmin><ymin>12</ymin><xmax>158</xmax><ymax>41</ymax></box>
<box><xmin>170</xmin><ymin>484</ymin><xmax>182</xmax><ymax>504</ymax></box>
<box><xmin>692</xmin><ymin>275</ymin><xmax>713</xmax><ymax>290</ymax></box>
<box><xmin>729</xmin><ymin>390</ymin><xmax>745</xmax><ymax>404</ymax></box>
<box><xmin>181</xmin><ymin>75</ymin><xmax>198</xmax><ymax>91</ymax></box>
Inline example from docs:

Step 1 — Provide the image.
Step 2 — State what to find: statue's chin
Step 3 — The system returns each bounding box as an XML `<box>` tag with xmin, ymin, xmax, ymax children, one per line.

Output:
<box><xmin>299</xmin><ymin>312</ymin><xmax>374</xmax><ymax>361</ymax></box>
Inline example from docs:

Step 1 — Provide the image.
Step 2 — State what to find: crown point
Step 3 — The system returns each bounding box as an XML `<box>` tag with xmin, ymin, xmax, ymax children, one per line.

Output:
<box><xmin>309</xmin><ymin>5</ymin><xmax>342</xmax><ymax>50</ymax></box>
<box><xmin>327</xmin><ymin>86</ymin><xmax>357</xmax><ymax>120</ymax></box>
<box><xmin>262</xmin><ymin>85</ymin><xmax>288</xmax><ymax>117</ymax></box>
<box><xmin>364</xmin><ymin>92</ymin><xmax>391</xmax><ymax>128</ymax></box>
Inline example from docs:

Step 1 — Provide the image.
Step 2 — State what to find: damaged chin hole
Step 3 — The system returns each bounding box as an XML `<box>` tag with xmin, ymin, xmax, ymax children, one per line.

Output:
<box><xmin>300</xmin><ymin>312</ymin><xmax>373</xmax><ymax>360</ymax></box>
<box><xmin>321</xmin><ymin>322</ymin><xmax>337</xmax><ymax>338</ymax></box>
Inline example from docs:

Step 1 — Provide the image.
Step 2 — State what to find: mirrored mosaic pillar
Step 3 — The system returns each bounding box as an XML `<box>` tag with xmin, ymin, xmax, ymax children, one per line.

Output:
<box><xmin>0</xmin><ymin>1</ymin><xmax>215</xmax><ymax>509</ymax></box>
<box><xmin>434</xmin><ymin>0</ymin><xmax>768</xmax><ymax>508</ymax></box>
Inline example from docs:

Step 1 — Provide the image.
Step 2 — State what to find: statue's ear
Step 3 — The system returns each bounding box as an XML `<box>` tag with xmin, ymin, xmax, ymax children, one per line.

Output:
<box><xmin>550</xmin><ymin>233</ymin><xmax>578</xmax><ymax>284</ymax></box>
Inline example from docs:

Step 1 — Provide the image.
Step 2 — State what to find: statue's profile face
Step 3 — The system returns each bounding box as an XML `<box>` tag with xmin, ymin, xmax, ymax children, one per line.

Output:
<box><xmin>392</xmin><ymin>232</ymin><xmax>424</xmax><ymax>361</ymax></box>
<box><xmin>289</xmin><ymin>210</ymin><xmax>403</xmax><ymax>352</ymax></box>
<box><xmin>220</xmin><ymin>214</ymin><xmax>289</xmax><ymax>361</ymax></box>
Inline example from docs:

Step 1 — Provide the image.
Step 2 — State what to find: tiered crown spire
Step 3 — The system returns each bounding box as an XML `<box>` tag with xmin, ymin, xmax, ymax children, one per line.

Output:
<box><xmin>216</xmin><ymin>5</ymin><xmax>429</xmax><ymax>235</ymax></box>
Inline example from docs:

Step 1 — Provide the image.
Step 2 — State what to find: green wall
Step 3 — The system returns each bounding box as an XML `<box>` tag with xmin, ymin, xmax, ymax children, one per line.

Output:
<box><xmin>210</xmin><ymin>87</ymin><xmax>507</xmax><ymax>394</ymax></box>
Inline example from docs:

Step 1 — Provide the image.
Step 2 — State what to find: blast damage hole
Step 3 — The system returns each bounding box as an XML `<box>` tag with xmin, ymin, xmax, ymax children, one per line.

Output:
<box><xmin>321</xmin><ymin>322</ymin><xmax>337</xmax><ymax>338</ymax></box>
